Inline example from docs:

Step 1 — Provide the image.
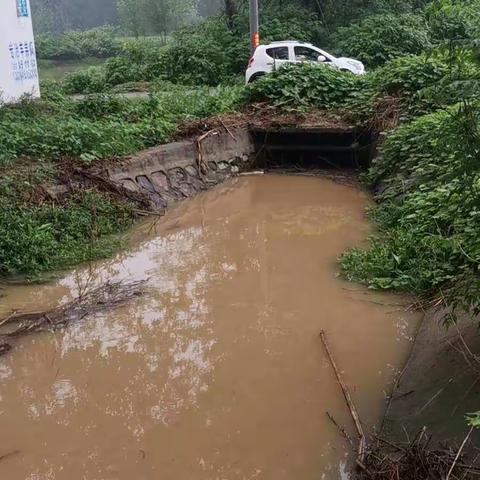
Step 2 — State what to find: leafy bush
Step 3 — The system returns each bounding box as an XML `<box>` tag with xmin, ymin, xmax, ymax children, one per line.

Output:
<box><xmin>61</xmin><ymin>39</ymin><xmax>169</xmax><ymax>93</ymax></box>
<box><xmin>345</xmin><ymin>52</ymin><xmax>480</xmax><ymax>124</ymax></box>
<box><xmin>247</xmin><ymin>63</ymin><xmax>365</xmax><ymax>110</ymax></box>
<box><xmin>425</xmin><ymin>0</ymin><xmax>480</xmax><ymax>41</ymax></box>
<box><xmin>161</xmin><ymin>17</ymin><xmax>248</xmax><ymax>86</ymax></box>
<box><xmin>0</xmin><ymin>191</ymin><xmax>135</xmax><ymax>276</ymax></box>
<box><xmin>258</xmin><ymin>5</ymin><xmax>328</xmax><ymax>46</ymax></box>
<box><xmin>374</xmin><ymin>54</ymin><xmax>452</xmax><ymax>98</ymax></box>
<box><xmin>333</xmin><ymin>13</ymin><xmax>432</xmax><ymax>68</ymax></box>
<box><xmin>341</xmin><ymin>105</ymin><xmax>480</xmax><ymax>316</ymax></box>
<box><xmin>36</xmin><ymin>27</ymin><xmax>121</xmax><ymax>60</ymax></box>
<box><xmin>63</xmin><ymin>66</ymin><xmax>109</xmax><ymax>94</ymax></box>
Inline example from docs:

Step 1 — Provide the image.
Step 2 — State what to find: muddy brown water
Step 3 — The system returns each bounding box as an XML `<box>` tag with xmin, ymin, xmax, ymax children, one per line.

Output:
<box><xmin>0</xmin><ymin>175</ymin><xmax>421</xmax><ymax>480</ymax></box>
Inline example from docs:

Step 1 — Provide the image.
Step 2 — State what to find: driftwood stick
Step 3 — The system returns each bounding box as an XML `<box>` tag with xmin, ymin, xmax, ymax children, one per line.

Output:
<box><xmin>320</xmin><ymin>330</ymin><xmax>367</xmax><ymax>468</ymax></box>
<box><xmin>326</xmin><ymin>411</ymin><xmax>355</xmax><ymax>449</ymax></box>
<box><xmin>446</xmin><ymin>426</ymin><xmax>474</xmax><ymax>480</ymax></box>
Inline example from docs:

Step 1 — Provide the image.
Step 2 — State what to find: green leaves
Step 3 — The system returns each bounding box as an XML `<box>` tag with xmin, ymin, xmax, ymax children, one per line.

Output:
<box><xmin>247</xmin><ymin>63</ymin><xmax>363</xmax><ymax>110</ymax></box>
<box><xmin>333</xmin><ymin>13</ymin><xmax>432</xmax><ymax>68</ymax></box>
<box><xmin>0</xmin><ymin>192</ymin><xmax>135</xmax><ymax>277</ymax></box>
<box><xmin>0</xmin><ymin>84</ymin><xmax>243</xmax><ymax>165</ymax></box>
<box><xmin>341</xmin><ymin>104</ymin><xmax>480</xmax><ymax>316</ymax></box>
<box><xmin>426</xmin><ymin>0</ymin><xmax>480</xmax><ymax>42</ymax></box>
<box><xmin>466</xmin><ymin>412</ymin><xmax>480</xmax><ymax>428</ymax></box>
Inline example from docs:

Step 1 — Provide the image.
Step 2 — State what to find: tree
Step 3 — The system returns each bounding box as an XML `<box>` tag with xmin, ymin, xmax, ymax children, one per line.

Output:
<box><xmin>224</xmin><ymin>0</ymin><xmax>236</xmax><ymax>28</ymax></box>
<box><xmin>118</xmin><ymin>0</ymin><xmax>195</xmax><ymax>37</ymax></box>
<box><xmin>117</xmin><ymin>0</ymin><xmax>145</xmax><ymax>36</ymax></box>
<box><xmin>31</xmin><ymin>0</ymin><xmax>118</xmax><ymax>33</ymax></box>
<box><xmin>196</xmin><ymin>0</ymin><xmax>223</xmax><ymax>16</ymax></box>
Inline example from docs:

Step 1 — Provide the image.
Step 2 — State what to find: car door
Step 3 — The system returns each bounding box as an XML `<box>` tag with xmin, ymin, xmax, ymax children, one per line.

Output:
<box><xmin>265</xmin><ymin>46</ymin><xmax>290</xmax><ymax>72</ymax></box>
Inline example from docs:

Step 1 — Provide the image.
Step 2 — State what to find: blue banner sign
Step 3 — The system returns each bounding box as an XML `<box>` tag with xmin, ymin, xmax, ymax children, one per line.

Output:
<box><xmin>17</xmin><ymin>0</ymin><xmax>29</xmax><ymax>17</ymax></box>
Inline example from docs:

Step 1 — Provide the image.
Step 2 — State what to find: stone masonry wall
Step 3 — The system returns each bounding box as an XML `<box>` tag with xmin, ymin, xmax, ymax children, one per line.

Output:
<box><xmin>104</xmin><ymin>128</ymin><xmax>254</xmax><ymax>211</ymax></box>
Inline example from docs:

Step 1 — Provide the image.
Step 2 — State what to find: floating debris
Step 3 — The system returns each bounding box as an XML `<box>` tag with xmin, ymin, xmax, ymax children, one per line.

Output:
<box><xmin>0</xmin><ymin>280</ymin><xmax>147</xmax><ymax>355</ymax></box>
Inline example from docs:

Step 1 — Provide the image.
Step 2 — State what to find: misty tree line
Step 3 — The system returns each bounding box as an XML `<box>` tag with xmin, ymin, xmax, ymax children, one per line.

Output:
<box><xmin>31</xmin><ymin>0</ymin><xmax>223</xmax><ymax>34</ymax></box>
<box><xmin>31</xmin><ymin>0</ymin><xmax>429</xmax><ymax>35</ymax></box>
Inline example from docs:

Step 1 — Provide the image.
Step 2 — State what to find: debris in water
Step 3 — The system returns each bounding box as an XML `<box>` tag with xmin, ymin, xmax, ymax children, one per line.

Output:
<box><xmin>0</xmin><ymin>280</ymin><xmax>147</xmax><ymax>355</ymax></box>
<box><xmin>0</xmin><ymin>450</ymin><xmax>20</xmax><ymax>463</ymax></box>
<box><xmin>239</xmin><ymin>170</ymin><xmax>265</xmax><ymax>176</ymax></box>
<box><xmin>320</xmin><ymin>330</ymin><xmax>367</xmax><ymax>469</ymax></box>
<box><xmin>360</xmin><ymin>428</ymin><xmax>480</xmax><ymax>480</ymax></box>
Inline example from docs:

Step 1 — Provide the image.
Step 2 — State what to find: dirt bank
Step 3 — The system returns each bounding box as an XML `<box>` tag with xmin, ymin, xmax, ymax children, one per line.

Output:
<box><xmin>383</xmin><ymin>308</ymin><xmax>480</xmax><ymax>448</ymax></box>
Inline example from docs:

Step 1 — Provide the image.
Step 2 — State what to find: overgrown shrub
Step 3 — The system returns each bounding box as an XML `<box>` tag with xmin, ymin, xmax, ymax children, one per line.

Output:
<box><xmin>161</xmin><ymin>17</ymin><xmax>248</xmax><ymax>85</ymax></box>
<box><xmin>344</xmin><ymin>52</ymin><xmax>480</xmax><ymax>124</ymax></box>
<box><xmin>425</xmin><ymin>0</ymin><xmax>480</xmax><ymax>42</ymax></box>
<box><xmin>36</xmin><ymin>27</ymin><xmax>120</xmax><ymax>60</ymax></box>
<box><xmin>341</xmin><ymin>105</ymin><xmax>480</xmax><ymax>316</ymax></box>
<box><xmin>0</xmin><ymin>191</ymin><xmax>135</xmax><ymax>276</ymax></box>
<box><xmin>258</xmin><ymin>5</ymin><xmax>327</xmax><ymax>46</ymax></box>
<box><xmin>247</xmin><ymin>63</ymin><xmax>365</xmax><ymax>110</ymax></box>
<box><xmin>61</xmin><ymin>39</ymin><xmax>170</xmax><ymax>93</ymax></box>
<box><xmin>333</xmin><ymin>13</ymin><xmax>432</xmax><ymax>68</ymax></box>
<box><xmin>63</xmin><ymin>66</ymin><xmax>109</xmax><ymax>94</ymax></box>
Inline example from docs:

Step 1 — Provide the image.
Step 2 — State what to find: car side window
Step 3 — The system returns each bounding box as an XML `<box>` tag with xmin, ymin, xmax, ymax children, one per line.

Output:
<box><xmin>266</xmin><ymin>47</ymin><xmax>289</xmax><ymax>60</ymax></box>
<box><xmin>294</xmin><ymin>47</ymin><xmax>329</xmax><ymax>63</ymax></box>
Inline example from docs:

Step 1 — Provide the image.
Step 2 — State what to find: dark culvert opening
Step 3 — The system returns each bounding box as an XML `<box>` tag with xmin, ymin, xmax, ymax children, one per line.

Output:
<box><xmin>250</xmin><ymin>127</ymin><xmax>376</xmax><ymax>170</ymax></box>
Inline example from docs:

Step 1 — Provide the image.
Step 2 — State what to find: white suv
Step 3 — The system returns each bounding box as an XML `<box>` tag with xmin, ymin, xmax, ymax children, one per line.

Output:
<box><xmin>245</xmin><ymin>40</ymin><xmax>365</xmax><ymax>83</ymax></box>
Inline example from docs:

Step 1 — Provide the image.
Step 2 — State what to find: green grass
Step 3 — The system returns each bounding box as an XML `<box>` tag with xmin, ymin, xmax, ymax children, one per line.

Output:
<box><xmin>0</xmin><ymin>83</ymin><xmax>245</xmax><ymax>278</ymax></box>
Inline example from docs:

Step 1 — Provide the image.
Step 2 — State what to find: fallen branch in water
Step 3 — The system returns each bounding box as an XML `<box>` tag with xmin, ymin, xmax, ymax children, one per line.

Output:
<box><xmin>0</xmin><ymin>280</ymin><xmax>147</xmax><ymax>355</ymax></box>
<box><xmin>326</xmin><ymin>411</ymin><xmax>355</xmax><ymax>449</ymax></box>
<box><xmin>320</xmin><ymin>330</ymin><xmax>367</xmax><ymax>469</ymax></box>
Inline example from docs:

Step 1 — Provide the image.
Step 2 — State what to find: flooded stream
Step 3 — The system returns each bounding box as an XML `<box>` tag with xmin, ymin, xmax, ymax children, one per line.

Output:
<box><xmin>0</xmin><ymin>175</ymin><xmax>421</xmax><ymax>480</ymax></box>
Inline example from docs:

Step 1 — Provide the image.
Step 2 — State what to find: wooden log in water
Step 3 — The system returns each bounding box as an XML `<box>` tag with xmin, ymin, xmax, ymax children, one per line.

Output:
<box><xmin>320</xmin><ymin>329</ymin><xmax>367</xmax><ymax>469</ymax></box>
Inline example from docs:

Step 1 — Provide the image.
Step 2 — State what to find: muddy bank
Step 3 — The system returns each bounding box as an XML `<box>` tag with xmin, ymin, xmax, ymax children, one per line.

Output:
<box><xmin>0</xmin><ymin>175</ymin><xmax>421</xmax><ymax>480</ymax></box>
<box><xmin>383</xmin><ymin>308</ymin><xmax>480</xmax><ymax>449</ymax></box>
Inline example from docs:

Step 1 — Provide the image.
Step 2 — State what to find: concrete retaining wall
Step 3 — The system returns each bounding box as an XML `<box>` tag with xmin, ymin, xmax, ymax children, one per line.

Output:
<box><xmin>104</xmin><ymin>128</ymin><xmax>254</xmax><ymax>210</ymax></box>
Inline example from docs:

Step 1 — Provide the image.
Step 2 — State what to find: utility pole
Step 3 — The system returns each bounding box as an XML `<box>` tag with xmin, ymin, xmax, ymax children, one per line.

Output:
<box><xmin>249</xmin><ymin>0</ymin><xmax>259</xmax><ymax>53</ymax></box>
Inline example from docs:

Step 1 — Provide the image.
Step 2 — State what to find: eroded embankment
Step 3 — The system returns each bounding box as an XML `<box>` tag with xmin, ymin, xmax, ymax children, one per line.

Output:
<box><xmin>0</xmin><ymin>175</ymin><xmax>421</xmax><ymax>480</ymax></box>
<box><xmin>383</xmin><ymin>308</ymin><xmax>480</xmax><ymax>446</ymax></box>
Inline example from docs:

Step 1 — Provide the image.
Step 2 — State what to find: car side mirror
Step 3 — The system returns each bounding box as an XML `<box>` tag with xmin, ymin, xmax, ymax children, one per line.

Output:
<box><xmin>317</xmin><ymin>55</ymin><xmax>327</xmax><ymax>63</ymax></box>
